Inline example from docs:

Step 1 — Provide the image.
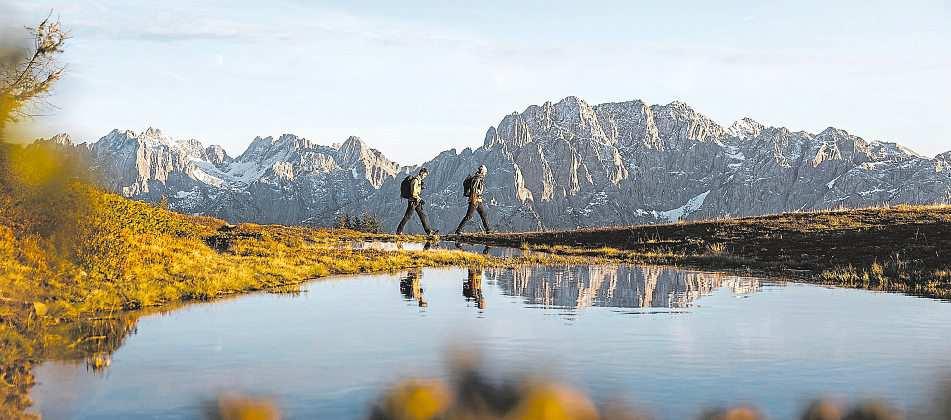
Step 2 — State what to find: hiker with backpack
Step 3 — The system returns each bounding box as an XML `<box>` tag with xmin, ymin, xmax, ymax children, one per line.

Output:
<box><xmin>395</xmin><ymin>167</ymin><xmax>437</xmax><ymax>236</ymax></box>
<box><xmin>463</xmin><ymin>267</ymin><xmax>486</xmax><ymax>309</ymax></box>
<box><xmin>453</xmin><ymin>165</ymin><xmax>493</xmax><ymax>235</ymax></box>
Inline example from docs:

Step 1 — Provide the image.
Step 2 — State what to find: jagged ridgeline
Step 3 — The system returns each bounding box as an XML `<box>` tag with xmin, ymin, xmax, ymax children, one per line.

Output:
<box><xmin>41</xmin><ymin>97</ymin><xmax>951</xmax><ymax>232</ymax></box>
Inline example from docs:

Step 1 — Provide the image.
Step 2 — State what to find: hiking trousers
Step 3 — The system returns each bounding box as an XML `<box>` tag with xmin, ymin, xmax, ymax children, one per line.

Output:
<box><xmin>396</xmin><ymin>199</ymin><xmax>433</xmax><ymax>234</ymax></box>
<box><xmin>455</xmin><ymin>201</ymin><xmax>490</xmax><ymax>233</ymax></box>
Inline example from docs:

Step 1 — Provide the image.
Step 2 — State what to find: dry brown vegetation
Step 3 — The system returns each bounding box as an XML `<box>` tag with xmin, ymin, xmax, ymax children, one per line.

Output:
<box><xmin>463</xmin><ymin>206</ymin><xmax>951</xmax><ymax>299</ymax></box>
<box><xmin>0</xmin><ymin>14</ymin><xmax>67</xmax><ymax>135</ymax></box>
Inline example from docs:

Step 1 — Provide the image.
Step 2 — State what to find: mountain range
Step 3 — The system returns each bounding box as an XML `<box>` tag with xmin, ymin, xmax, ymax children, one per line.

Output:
<box><xmin>38</xmin><ymin>96</ymin><xmax>951</xmax><ymax>233</ymax></box>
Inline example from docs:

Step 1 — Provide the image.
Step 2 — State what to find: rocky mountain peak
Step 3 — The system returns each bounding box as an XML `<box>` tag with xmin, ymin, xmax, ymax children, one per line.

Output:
<box><xmin>727</xmin><ymin>117</ymin><xmax>764</xmax><ymax>140</ymax></box>
<box><xmin>95</xmin><ymin>129</ymin><xmax>140</xmax><ymax>151</ymax></box>
<box><xmin>204</xmin><ymin>144</ymin><xmax>231</xmax><ymax>166</ymax></box>
<box><xmin>817</xmin><ymin>126</ymin><xmax>851</xmax><ymax>139</ymax></box>
<box><xmin>552</xmin><ymin>95</ymin><xmax>590</xmax><ymax>116</ymax></box>
<box><xmin>237</xmin><ymin>135</ymin><xmax>303</xmax><ymax>163</ymax></box>
<box><xmin>483</xmin><ymin>126</ymin><xmax>500</xmax><ymax>148</ymax></box>
<box><xmin>40</xmin><ymin>132</ymin><xmax>74</xmax><ymax>146</ymax></box>
<box><xmin>652</xmin><ymin>101</ymin><xmax>703</xmax><ymax>120</ymax></box>
<box><xmin>338</xmin><ymin>136</ymin><xmax>367</xmax><ymax>165</ymax></box>
<box><xmin>338</xmin><ymin>135</ymin><xmax>399</xmax><ymax>188</ymax></box>
<box><xmin>275</xmin><ymin>133</ymin><xmax>311</xmax><ymax>150</ymax></box>
<box><xmin>106</xmin><ymin>129</ymin><xmax>134</xmax><ymax>140</ymax></box>
<box><xmin>867</xmin><ymin>141</ymin><xmax>921</xmax><ymax>162</ymax></box>
<box><xmin>174</xmin><ymin>138</ymin><xmax>206</xmax><ymax>155</ymax></box>
<box><xmin>935</xmin><ymin>151</ymin><xmax>951</xmax><ymax>172</ymax></box>
<box><xmin>140</xmin><ymin>127</ymin><xmax>167</xmax><ymax>142</ymax></box>
<box><xmin>809</xmin><ymin>127</ymin><xmax>871</xmax><ymax>166</ymax></box>
<box><xmin>553</xmin><ymin>96</ymin><xmax>601</xmax><ymax>132</ymax></box>
<box><xmin>338</xmin><ymin>135</ymin><xmax>366</xmax><ymax>155</ymax></box>
<box><xmin>648</xmin><ymin>100</ymin><xmax>724</xmax><ymax>146</ymax></box>
<box><xmin>247</xmin><ymin>135</ymin><xmax>273</xmax><ymax>148</ymax></box>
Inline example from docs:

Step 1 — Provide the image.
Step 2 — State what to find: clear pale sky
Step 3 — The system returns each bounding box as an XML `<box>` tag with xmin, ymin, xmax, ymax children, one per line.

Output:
<box><xmin>5</xmin><ymin>0</ymin><xmax>950</xmax><ymax>163</ymax></box>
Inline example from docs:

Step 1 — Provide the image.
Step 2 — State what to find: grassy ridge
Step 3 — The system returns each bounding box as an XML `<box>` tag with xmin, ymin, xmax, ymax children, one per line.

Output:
<box><xmin>463</xmin><ymin>205</ymin><xmax>951</xmax><ymax>298</ymax></box>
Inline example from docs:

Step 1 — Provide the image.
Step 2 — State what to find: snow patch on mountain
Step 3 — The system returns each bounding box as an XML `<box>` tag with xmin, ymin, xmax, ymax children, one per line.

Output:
<box><xmin>657</xmin><ymin>190</ymin><xmax>710</xmax><ymax>222</ymax></box>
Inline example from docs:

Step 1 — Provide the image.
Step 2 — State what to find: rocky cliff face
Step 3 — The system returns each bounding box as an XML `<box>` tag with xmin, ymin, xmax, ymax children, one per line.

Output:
<box><xmin>44</xmin><ymin>96</ymin><xmax>951</xmax><ymax>231</ymax></box>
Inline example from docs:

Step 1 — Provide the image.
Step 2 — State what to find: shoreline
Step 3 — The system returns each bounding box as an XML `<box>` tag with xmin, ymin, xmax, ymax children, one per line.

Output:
<box><xmin>451</xmin><ymin>205</ymin><xmax>951</xmax><ymax>300</ymax></box>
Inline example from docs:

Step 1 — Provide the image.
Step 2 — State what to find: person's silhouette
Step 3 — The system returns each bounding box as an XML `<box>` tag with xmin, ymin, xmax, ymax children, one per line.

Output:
<box><xmin>463</xmin><ymin>268</ymin><xmax>486</xmax><ymax>310</ymax></box>
<box><xmin>399</xmin><ymin>267</ymin><xmax>427</xmax><ymax>307</ymax></box>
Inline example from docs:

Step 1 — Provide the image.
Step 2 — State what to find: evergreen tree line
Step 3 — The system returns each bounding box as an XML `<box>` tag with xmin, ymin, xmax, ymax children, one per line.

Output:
<box><xmin>334</xmin><ymin>213</ymin><xmax>383</xmax><ymax>233</ymax></box>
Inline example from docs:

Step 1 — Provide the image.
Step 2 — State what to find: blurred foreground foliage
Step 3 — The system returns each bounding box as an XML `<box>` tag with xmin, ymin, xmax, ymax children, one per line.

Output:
<box><xmin>200</xmin><ymin>363</ymin><xmax>944</xmax><ymax>420</ymax></box>
<box><xmin>363</xmin><ymin>360</ymin><xmax>951</xmax><ymax>420</ymax></box>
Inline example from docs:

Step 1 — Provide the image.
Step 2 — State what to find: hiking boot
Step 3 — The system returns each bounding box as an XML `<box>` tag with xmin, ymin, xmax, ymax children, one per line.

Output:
<box><xmin>453</xmin><ymin>230</ymin><xmax>462</xmax><ymax>236</ymax></box>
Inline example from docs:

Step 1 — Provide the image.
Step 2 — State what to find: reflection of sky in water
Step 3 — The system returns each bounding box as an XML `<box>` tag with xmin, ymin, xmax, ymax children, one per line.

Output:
<box><xmin>32</xmin><ymin>266</ymin><xmax>951</xmax><ymax>419</ymax></box>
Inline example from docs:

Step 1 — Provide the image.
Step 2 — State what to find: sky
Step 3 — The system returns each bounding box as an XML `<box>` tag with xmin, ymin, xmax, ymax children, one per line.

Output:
<box><xmin>4</xmin><ymin>0</ymin><xmax>950</xmax><ymax>163</ymax></box>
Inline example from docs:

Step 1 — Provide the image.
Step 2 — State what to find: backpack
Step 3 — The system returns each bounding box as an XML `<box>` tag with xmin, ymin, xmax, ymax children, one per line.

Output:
<box><xmin>462</xmin><ymin>175</ymin><xmax>476</xmax><ymax>197</ymax></box>
<box><xmin>400</xmin><ymin>175</ymin><xmax>415</xmax><ymax>199</ymax></box>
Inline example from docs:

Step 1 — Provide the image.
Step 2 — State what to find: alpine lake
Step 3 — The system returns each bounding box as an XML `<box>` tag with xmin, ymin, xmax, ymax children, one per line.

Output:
<box><xmin>29</xmin><ymin>241</ymin><xmax>951</xmax><ymax>419</ymax></box>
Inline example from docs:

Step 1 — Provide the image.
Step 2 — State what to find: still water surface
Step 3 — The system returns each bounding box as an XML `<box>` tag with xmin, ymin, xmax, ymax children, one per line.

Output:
<box><xmin>32</xmin><ymin>264</ymin><xmax>951</xmax><ymax>419</ymax></box>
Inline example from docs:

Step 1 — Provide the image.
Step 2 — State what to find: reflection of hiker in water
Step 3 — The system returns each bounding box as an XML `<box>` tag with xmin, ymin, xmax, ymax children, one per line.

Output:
<box><xmin>454</xmin><ymin>165</ymin><xmax>493</xmax><ymax>235</ymax></box>
<box><xmin>452</xmin><ymin>242</ymin><xmax>491</xmax><ymax>255</ymax></box>
<box><xmin>396</xmin><ymin>168</ymin><xmax>437</xmax><ymax>236</ymax></box>
<box><xmin>399</xmin><ymin>267</ymin><xmax>427</xmax><ymax>307</ymax></box>
<box><xmin>463</xmin><ymin>268</ymin><xmax>486</xmax><ymax>309</ymax></box>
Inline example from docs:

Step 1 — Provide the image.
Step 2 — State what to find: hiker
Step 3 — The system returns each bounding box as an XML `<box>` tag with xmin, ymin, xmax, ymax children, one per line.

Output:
<box><xmin>454</xmin><ymin>165</ymin><xmax>493</xmax><ymax>235</ymax></box>
<box><xmin>395</xmin><ymin>168</ymin><xmax>437</xmax><ymax>236</ymax></box>
<box><xmin>399</xmin><ymin>267</ymin><xmax>426</xmax><ymax>307</ymax></box>
<box><xmin>463</xmin><ymin>267</ymin><xmax>486</xmax><ymax>309</ymax></box>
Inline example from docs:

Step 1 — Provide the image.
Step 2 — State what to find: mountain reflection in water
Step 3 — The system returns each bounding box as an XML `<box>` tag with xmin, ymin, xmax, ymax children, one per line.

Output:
<box><xmin>28</xmin><ymin>265</ymin><xmax>951</xmax><ymax>420</ymax></box>
<box><xmin>487</xmin><ymin>265</ymin><xmax>760</xmax><ymax>310</ymax></box>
